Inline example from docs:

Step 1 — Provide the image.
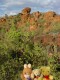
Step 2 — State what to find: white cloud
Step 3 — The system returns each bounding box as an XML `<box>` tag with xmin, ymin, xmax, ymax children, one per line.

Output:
<box><xmin>41</xmin><ymin>0</ymin><xmax>52</xmax><ymax>5</ymax></box>
<box><xmin>6</xmin><ymin>1</ymin><xmax>24</xmax><ymax>7</ymax></box>
<box><xmin>0</xmin><ymin>0</ymin><xmax>25</xmax><ymax>9</ymax></box>
<box><xmin>29</xmin><ymin>0</ymin><xmax>52</xmax><ymax>5</ymax></box>
<box><xmin>8</xmin><ymin>12</ymin><xmax>17</xmax><ymax>16</ymax></box>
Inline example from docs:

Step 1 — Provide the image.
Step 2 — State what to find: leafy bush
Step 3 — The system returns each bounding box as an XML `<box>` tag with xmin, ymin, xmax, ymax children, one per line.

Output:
<box><xmin>50</xmin><ymin>22</ymin><xmax>60</xmax><ymax>33</ymax></box>
<box><xmin>0</xmin><ymin>25</ymin><xmax>60</xmax><ymax>80</ymax></box>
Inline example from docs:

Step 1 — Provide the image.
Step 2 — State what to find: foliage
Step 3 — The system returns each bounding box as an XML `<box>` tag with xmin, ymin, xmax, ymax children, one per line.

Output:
<box><xmin>0</xmin><ymin>24</ymin><xmax>60</xmax><ymax>80</ymax></box>
<box><xmin>50</xmin><ymin>21</ymin><xmax>60</xmax><ymax>33</ymax></box>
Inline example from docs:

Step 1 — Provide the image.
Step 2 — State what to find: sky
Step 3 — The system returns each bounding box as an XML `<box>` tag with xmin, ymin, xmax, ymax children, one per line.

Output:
<box><xmin>0</xmin><ymin>0</ymin><xmax>60</xmax><ymax>16</ymax></box>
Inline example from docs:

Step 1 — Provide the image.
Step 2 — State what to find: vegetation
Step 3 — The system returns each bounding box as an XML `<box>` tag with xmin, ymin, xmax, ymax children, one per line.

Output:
<box><xmin>0</xmin><ymin>12</ymin><xmax>60</xmax><ymax>80</ymax></box>
<box><xmin>50</xmin><ymin>21</ymin><xmax>60</xmax><ymax>33</ymax></box>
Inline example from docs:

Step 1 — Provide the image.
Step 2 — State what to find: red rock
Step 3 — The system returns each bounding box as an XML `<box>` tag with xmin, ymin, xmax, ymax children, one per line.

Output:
<box><xmin>0</xmin><ymin>18</ymin><xmax>6</xmax><ymax>22</ymax></box>
<box><xmin>29</xmin><ymin>25</ymin><xmax>36</xmax><ymax>31</ymax></box>
<box><xmin>32</xmin><ymin>11</ymin><xmax>41</xmax><ymax>20</ymax></box>
<box><xmin>53</xmin><ymin>15</ymin><xmax>60</xmax><ymax>22</ymax></box>
<box><xmin>21</xmin><ymin>14</ymin><xmax>30</xmax><ymax>22</ymax></box>
<box><xmin>44</xmin><ymin>11</ymin><xmax>56</xmax><ymax>21</ymax></box>
<box><xmin>56</xmin><ymin>33</ymin><xmax>60</xmax><ymax>46</ymax></box>
<box><xmin>41</xmin><ymin>35</ymin><xmax>53</xmax><ymax>45</ymax></box>
<box><xmin>29</xmin><ymin>17</ymin><xmax>37</xmax><ymax>25</ymax></box>
<box><xmin>21</xmin><ymin>7</ymin><xmax>31</xmax><ymax>15</ymax></box>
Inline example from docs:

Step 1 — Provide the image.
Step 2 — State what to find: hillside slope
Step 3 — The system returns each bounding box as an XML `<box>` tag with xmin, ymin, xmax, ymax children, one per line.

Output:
<box><xmin>0</xmin><ymin>7</ymin><xmax>60</xmax><ymax>53</ymax></box>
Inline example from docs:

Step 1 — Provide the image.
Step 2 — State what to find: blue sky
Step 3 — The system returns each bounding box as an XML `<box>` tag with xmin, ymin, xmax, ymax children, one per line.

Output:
<box><xmin>0</xmin><ymin>0</ymin><xmax>60</xmax><ymax>16</ymax></box>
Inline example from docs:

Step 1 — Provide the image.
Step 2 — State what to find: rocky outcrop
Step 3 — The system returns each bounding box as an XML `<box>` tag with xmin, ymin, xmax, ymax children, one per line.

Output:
<box><xmin>0</xmin><ymin>7</ymin><xmax>60</xmax><ymax>52</ymax></box>
<box><xmin>17</xmin><ymin>7</ymin><xmax>39</xmax><ymax>29</ymax></box>
<box><xmin>17</xmin><ymin>7</ymin><xmax>31</xmax><ymax>27</ymax></box>
<box><xmin>21</xmin><ymin>8</ymin><xmax>31</xmax><ymax>22</ymax></box>
<box><xmin>0</xmin><ymin>7</ymin><xmax>60</xmax><ymax>33</ymax></box>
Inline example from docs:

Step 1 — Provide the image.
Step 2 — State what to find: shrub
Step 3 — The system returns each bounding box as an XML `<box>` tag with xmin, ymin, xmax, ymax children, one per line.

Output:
<box><xmin>0</xmin><ymin>26</ymin><xmax>60</xmax><ymax>80</ymax></box>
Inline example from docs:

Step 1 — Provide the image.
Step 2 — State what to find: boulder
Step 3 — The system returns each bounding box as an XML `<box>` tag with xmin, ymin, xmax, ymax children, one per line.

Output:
<box><xmin>21</xmin><ymin>7</ymin><xmax>31</xmax><ymax>15</ymax></box>
<box><xmin>44</xmin><ymin>11</ymin><xmax>56</xmax><ymax>20</ymax></box>
<box><xmin>32</xmin><ymin>11</ymin><xmax>41</xmax><ymax>20</ymax></box>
